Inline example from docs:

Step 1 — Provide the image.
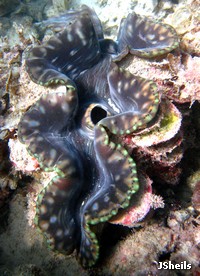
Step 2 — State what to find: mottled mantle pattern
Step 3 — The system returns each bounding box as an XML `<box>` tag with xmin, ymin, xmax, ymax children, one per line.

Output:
<box><xmin>18</xmin><ymin>5</ymin><xmax>179</xmax><ymax>267</ymax></box>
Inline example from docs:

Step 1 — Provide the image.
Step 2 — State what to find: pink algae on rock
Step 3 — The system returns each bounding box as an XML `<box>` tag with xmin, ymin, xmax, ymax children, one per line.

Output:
<box><xmin>110</xmin><ymin>174</ymin><xmax>164</xmax><ymax>227</ymax></box>
<box><xmin>165</xmin><ymin>53</ymin><xmax>200</xmax><ymax>104</ymax></box>
<box><xmin>8</xmin><ymin>138</ymin><xmax>40</xmax><ymax>173</ymax></box>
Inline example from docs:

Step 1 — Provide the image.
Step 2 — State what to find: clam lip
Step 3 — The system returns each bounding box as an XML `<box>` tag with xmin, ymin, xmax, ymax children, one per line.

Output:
<box><xmin>25</xmin><ymin>6</ymin><xmax>179</xmax><ymax>86</ymax></box>
<box><xmin>109</xmin><ymin>173</ymin><xmax>153</xmax><ymax>227</ymax></box>
<box><xmin>18</xmin><ymin>4</ymin><xmax>180</xmax><ymax>267</ymax></box>
<box><xmin>130</xmin><ymin>99</ymin><xmax>182</xmax><ymax>147</ymax></box>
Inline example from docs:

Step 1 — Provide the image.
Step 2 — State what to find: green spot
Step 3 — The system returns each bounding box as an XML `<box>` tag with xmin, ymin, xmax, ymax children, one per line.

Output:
<box><xmin>131</xmin><ymin>161</ymin><xmax>136</xmax><ymax>167</ymax></box>
<box><xmin>90</xmin><ymin>220</ymin><xmax>97</xmax><ymax>225</ymax></box>
<box><xmin>94</xmin><ymin>241</ymin><xmax>99</xmax><ymax>247</ymax></box>
<box><xmin>109</xmin><ymin>142</ymin><xmax>116</xmax><ymax>149</ymax></box>
<box><xmin>37</xmin><ymin>194</ymin><xmax>43</xmax><ymax>201</ymax></box>
<box><xmin>145</xmin><ymin>115</ymin><xmax>153</xmax><ymax>122</ymax></box>
<box><xmin>131</xmin><ymin>169</ymin><xmax>137</xmax><ymax>174</ymax></box>
<box><xmin>127</xmin><ymin>189</ymin><xmax>132</xmax><ymax>195</ymax></box>
<box><xmin>133</xmin><ymin>182</ymin><xmax>140</xmax><ymax>191</ymax></box>
<box><xmin>117</xmin><ymin>144</ymin><xmax>122</xmax><ymax>150</ymax></box>
<box><xmin>122</xmin><ymin>149</ymin><xmax>128</xmax><ymax>156</ymax></box>
<box><xmin>89</xmin><ymin>231</ymin><xmax>96</xmax><ymax>239</ymax></box>
<box><xmin>99</xmin><ymin>217</ymin><xmax>106</xmax><ymax>222</ymax></box>
<box><xmin>111</xmin><ymin>209</ymin><xmax>117</xmax><ymax>215</ymax></box>
<box><xmin>151</xmin><ymin>105</ymin><xmax>158</xmax><ymax>114</ymax></box>
<box><xmin>122</xmin><ymin>201</ymin><xmax>129</xmax><ymax>208</ymax></box>
<box><xmin>159</xmin><ymin>49</ymin><xmax>166</xmax><ymax>55</ymax></box>
<box><xmin>112</xmin><ymin>129</ymin><xmax>117</xmax><ymax>135</ymax></box>
<box><xmin>104</xmin><ymin>139</ymin><xmax>109</xmax><ymax>146</ymax></box>
<box><xmin>67</xmin><ymin>85</ymin><xmax>76</xmax><ymax>91</ymax></box>
<box><xmin>137</xmin><ymin>121</ymin><xmax>143</xmax><ymax>127</ymax></box>
<box><xmin>34</xmin><ymin>216</ymin><xmax>38</xmax><ymax>225</ymax></box>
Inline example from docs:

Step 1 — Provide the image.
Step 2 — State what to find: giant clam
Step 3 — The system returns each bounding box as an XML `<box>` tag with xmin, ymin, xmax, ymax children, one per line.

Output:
<box><xmin>18</xmin><ymin>5</ymin><xmax>179</xmax><ymax>267</ymax></box>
